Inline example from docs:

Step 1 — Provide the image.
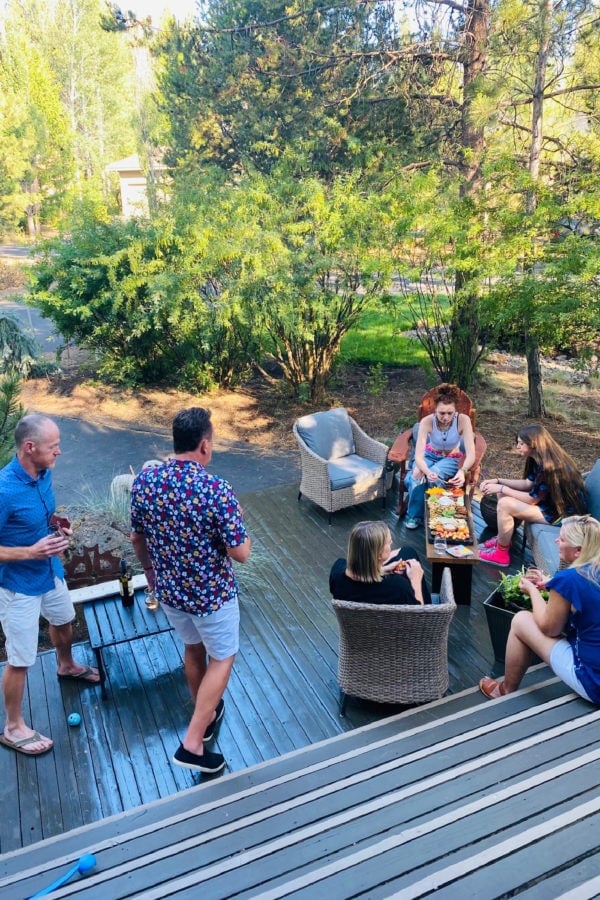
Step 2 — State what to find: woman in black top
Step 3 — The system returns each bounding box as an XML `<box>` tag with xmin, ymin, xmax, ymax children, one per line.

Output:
<box><xmin>329</xmin><ymin>520</ymin><xmax>431</xmax><ymax>605</ymax></box>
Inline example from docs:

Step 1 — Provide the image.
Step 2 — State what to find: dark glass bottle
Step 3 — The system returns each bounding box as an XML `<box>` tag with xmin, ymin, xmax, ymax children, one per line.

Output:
<box><xmin>119</xmin><ymin>558</ymin><xmax>134</xmax><ymax>608</ymax></box>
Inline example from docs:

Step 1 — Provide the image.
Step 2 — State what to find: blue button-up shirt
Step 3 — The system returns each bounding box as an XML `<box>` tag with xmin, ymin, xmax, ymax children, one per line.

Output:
<box><xmin>0</xmin><ymin>456</ymin><xmax>63</xmax><ymax>595</ymax></box>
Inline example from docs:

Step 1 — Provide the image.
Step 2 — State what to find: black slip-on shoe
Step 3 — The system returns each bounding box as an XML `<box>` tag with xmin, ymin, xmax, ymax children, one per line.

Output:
<box><xmin>172</xmin><ymin>744</ymin><xmax>225</xmax><ymax>774</ymax></box>
<box><xmin>203</xmin><ymin>698</ymin><xmax>225</xmax><ymax>743</ymax></box>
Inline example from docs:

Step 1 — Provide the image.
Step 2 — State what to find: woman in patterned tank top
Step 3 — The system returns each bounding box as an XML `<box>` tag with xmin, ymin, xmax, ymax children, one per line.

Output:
<box><xmin>404</xmin><ymin>383</ymin><xmax>476</xmax><ymax>530</ymax></box>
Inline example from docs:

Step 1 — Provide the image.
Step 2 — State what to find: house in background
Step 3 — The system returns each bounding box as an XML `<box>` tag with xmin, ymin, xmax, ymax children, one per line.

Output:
<box><xmin>105</xmin><ymin>154</ymin><xmax>168</xmax><ymax>217</ymax></box>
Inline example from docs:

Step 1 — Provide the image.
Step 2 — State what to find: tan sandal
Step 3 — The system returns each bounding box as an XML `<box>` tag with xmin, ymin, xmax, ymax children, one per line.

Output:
<box><xmin>479</xmin><ymin>676</ymin><xmax>508</xmax><ymax>700</ymax></box>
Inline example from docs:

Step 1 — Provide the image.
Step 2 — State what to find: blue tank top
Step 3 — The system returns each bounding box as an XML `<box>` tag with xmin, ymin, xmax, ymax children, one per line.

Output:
<box><xmin>428</xmin><ymin>413</ymin><xmax>461</xmax><ymax>453</ymax></box>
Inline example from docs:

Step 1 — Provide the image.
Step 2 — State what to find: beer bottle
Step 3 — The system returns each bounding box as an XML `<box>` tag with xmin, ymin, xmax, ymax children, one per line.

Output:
<box><xmin>119</xmin><ymin>558</ymin><xmax>134</xmax><ymax>608</ymax></box>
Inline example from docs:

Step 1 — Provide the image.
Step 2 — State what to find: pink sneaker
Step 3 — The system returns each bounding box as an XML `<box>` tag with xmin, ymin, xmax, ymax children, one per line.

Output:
<box><xmin>479</xmin><ymin>545</ymin><xmax>510</xmax><ymax>567</ymax></box>
<box><xmin>479</xmin><ymin>536</ymin><xmax>498</xmax><ymax>550</ymax></box>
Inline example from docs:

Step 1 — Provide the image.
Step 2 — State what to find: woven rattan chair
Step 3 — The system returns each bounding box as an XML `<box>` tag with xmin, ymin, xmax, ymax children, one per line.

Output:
<box><xmin>332</xmin><ymin>567</ymin><xmax>456</xmax><ymax>714</ymax></box>
<box><xmin>293</xmin><ymin>408</ymin><xmax>392</xmax><ymax>524</ymax></box>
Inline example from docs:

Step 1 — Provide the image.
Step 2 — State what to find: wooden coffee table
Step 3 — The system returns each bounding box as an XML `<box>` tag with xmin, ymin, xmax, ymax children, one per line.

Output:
<box><xmin>425</xmin><ymin>494</ymin><xmax>479</xmax><ymax>605</ymax></box>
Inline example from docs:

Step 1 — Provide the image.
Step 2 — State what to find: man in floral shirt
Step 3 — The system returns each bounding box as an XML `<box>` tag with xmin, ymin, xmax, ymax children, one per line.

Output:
<box><xmin>131</xmin><ymin>407</ymin><xmax>251</xmax><ymax>775</ymax></box>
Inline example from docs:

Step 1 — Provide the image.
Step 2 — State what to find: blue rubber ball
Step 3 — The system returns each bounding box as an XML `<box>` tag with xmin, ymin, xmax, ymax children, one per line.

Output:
<box><xmin>67</xmin><ymin>712</ymin><xmax>81</xmax><ymax>727</ymax></box>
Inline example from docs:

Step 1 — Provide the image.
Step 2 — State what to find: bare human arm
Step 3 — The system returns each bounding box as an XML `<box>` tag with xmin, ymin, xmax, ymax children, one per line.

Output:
<box><xmin>405</xmin><ymin>559</ymin><xmax>425</xmax><ymax>605</ymax></box>
<box><xmin>447</xmin><ymin>413</ymin><xmax>476</xmax><ymax>487</ymax></box>
<box><xmin>227</xmin><ymin>537</ymin><xmax>251</xmax><ymax>563</ymax></box>
<box><xmin>480</xmin><ymin>475</ymin><xmax>539</xmax><ymax>505</ymax></box>
<box><xmin>130</xmin><ymin>531</ymin><xmax>155</xmax><ymax>589</ymax></box>
<box><xmin>0</xmin><ymin>533</ymin><xmax>70</xmax><ymax>562</ymax></box>
<box><xmin>412</xmin><ymin>415</ymin><xmax>434</xmax><ymax>480</ymax></box>
<box><xmin>519</xmin><ymin>577</ymin><xmax>571</xmax><ymax>637</ymax></box>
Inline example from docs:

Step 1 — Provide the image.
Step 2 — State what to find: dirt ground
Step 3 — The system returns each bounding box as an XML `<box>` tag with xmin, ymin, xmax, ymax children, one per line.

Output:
<box><xmin>21</xmin><ymin>347</ymin><xmax>600</xmax><ymax>479</ymax></box>
<box><xmin>4</xmin><ymin>256</ymin><xmax>599</xmax><ymax>479</ymax></box>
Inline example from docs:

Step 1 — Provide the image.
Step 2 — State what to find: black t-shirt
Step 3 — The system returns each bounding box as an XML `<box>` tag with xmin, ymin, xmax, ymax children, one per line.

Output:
<box><xmin>329</xmin><ymin>546</ymin><xmax>431</xmax><ymax>606</ymax></box>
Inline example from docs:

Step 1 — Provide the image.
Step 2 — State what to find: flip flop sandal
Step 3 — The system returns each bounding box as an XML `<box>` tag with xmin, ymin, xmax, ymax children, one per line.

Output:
<box><xmin>57</xmin><ymin>665</ymin><xmax>100</xmax><ymax>685</ymax></box>
<box><xmin>0</xmin><ymin>731</ymin><xmax>53</xmax><ymax>756</ymax></box>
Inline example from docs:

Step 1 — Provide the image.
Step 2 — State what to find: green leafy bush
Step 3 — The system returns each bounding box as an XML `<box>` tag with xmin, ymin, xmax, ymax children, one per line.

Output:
<box><xmin>27</xmin><ymin>212</ymin><xmax>258</xmax><ymax>389</ymax></box>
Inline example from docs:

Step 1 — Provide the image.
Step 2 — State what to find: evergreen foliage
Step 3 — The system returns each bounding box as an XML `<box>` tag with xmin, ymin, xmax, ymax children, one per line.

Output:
<box><xmin>4</xmin><ymin>0</ymin><xmax>599</xmax><ymax>406</ymax></box>
<box><xmin>0</xmin><ymin>316</ymin><xmax>39</xmax><ymax>375</ymax></box>
<box><xmin>0</xmin><ymin>372</ymin><xmax>24</xmax><ymax>467</ymax></box>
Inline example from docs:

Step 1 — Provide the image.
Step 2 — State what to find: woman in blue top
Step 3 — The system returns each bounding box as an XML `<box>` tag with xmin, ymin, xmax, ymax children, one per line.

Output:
<box><xmin>479</xmin><ymin>423</ymin><xmax>587</xmax><ymax>567</ymax></box>
<box><xmin>480</xmin><ymin>515</ymin><xmax>600</xmax><ymax>704</ymax></box>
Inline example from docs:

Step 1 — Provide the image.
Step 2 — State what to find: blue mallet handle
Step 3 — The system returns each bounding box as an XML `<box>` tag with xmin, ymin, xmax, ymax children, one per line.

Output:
<box><xmin>27</xmin><ymin>853</ymin><xmax>97</xmax><ymax>898</ymax></box>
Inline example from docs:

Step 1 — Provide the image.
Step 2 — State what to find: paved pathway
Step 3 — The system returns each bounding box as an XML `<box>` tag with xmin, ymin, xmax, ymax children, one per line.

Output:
<box><xmin>53</xmin><ymin>416</ymin><xmax>299</xmax><ymax>506</ymax></box>
<box><xmin>1</xmin><ymin>254</ymin><xmax>300</xmax><ymax>503</ymax></box>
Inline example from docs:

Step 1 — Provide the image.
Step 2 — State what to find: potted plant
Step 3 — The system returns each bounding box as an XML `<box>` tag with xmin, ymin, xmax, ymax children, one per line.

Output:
<box><xmin>483</xmin><ymin>568</ymin><xmax>548</xmax><ymax>664</ymax></box>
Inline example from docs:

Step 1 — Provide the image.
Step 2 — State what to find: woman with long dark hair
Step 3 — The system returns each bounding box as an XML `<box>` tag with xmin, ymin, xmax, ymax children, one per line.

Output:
<box><xmin>479</xmin><ymin>424</ymin><xmax>587</xmax><ymax>567</ymax></box>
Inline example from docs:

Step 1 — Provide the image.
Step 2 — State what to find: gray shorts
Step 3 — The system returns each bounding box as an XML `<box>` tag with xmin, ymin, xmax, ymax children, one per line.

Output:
<box><xmin>550</xmin><ymin>639</ymin><xmax>593</xmax><ymax>702</ymax></box>
<box><xmin>161</xmin><ymin>598</ymin><xmax>240</xmax><ymax>660</ymax></box>
<box><xmin>0</xmin><ymin>578</ymin><xmax>74</xmax><ymax>667</ymax></box>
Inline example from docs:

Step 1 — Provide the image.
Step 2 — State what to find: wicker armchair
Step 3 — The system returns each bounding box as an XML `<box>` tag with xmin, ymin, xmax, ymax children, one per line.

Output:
<box><xmin>332</xmin><ymin>567</ymin><xmax>456</xmax><ymax>714</ymax></box>
<box><xmin>293</xmin><ymin>408</ymin><xmax>392</xmax><ymax>524</ymax></box>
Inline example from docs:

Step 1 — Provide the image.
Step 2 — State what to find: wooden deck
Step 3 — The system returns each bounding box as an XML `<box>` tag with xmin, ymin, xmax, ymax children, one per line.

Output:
<box><xmin>0</xmin><ymin>483</ymin><xmax>549</xmax><ymax>871</ymax></box>
<box><xmin>3</xmin><ymin>671</ymin><xmax>600</xmax><ymax>897</ymax></box>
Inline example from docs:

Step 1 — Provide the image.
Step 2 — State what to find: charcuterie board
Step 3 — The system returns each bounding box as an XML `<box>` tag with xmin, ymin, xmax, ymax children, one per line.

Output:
<box><xmin>426</xmin><ymin>487</ymin><xmax>474</xmax><ymax>545</ymax></box>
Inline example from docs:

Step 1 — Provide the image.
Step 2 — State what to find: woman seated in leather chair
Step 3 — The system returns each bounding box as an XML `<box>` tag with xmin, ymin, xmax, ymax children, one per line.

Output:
<box><xmin>404</xmin><ymin>383</ymin><xmax>476</xmax><ymax>530</ymax></box>
<box><xmin>329</xmin><ymin>520</ymin><xmax>431</xmax><ymax>605</ymax></box>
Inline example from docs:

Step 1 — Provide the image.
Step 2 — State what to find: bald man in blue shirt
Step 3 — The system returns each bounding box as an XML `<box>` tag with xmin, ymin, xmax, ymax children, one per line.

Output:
<box><xmin>0</xmin><ymin>414</ymin><xmax>99</xmax><ymax>757</ymax></box>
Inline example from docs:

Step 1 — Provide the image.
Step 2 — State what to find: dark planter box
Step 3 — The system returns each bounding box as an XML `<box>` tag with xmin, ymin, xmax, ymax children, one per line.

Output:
<box><xmin>483</xmin><ymin>589</ymin><xmax>542</xmax><ymax>665</ymax></box>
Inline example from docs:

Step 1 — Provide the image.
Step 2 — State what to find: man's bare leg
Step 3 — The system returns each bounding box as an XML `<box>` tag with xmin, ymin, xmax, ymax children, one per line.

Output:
<box><xmin>50</xmin><ymin>622</ymin><xmax>99</xmax><ymax>681</ymax></box>
<box><xmin>182</xmin><ymin>655</ymin><xmax>235</xmax><ymax>757</ymax></box>
<box><xmin>183</xmin><ymin>642</ymin><xmax>208</xmax><ymax>699</ymax></box>
<box><xmin>2</xmin><ymin>664</ymin><xmax>53</xmax><ymax>752</ymax></box>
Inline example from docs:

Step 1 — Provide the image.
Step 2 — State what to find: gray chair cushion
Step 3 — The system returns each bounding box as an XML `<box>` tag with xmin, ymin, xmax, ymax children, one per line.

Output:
<box><xmin>328</xmin><ymin>455</ymin><xmax>382</xmax><ymax>491</ymax></box>
<box><xmin>585</xmin><ymin>459</ymin><xmax>600</xmax><ymax>519</ymax></box>
<box><xmin>528</xmin><ymin>523</ymin><xmax>560</xmax><ymax>574</ymax></box>
<box><xmin>295</xmin><ymin>408</ymin><xmax>355</xmax><ymax>461</ymax></box>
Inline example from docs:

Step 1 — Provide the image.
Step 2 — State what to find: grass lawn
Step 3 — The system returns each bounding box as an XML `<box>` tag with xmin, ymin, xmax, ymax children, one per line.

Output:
<box><xmin>338</xmin><ymin>305</ymin><xmax>430</xmax><ymax>368</ymax></box>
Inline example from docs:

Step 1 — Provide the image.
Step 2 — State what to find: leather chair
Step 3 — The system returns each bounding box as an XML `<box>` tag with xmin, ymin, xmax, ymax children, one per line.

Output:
<box><xmin>387</xmin><ymin>388</ymin><xmax>487</xmax><ymax>517</ymax></box>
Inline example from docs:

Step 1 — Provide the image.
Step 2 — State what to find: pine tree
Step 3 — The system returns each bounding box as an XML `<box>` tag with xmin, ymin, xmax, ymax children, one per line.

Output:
<box><xmin>0</xmin><ymin>371</ymin><xmax>24</xmax><ymax>468</ymax></box>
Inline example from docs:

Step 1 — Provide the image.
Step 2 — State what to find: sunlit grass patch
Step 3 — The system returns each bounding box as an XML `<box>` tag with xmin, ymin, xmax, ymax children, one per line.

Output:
<box><xmin>339</xmin><ymin>307</ymin><xmax>429</xmax><ymax>367</ymax></box>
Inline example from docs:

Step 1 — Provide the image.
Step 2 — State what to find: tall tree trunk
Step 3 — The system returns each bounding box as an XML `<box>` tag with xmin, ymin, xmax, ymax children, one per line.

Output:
<box><xmin>526</xmin><ymin>340</ymin><xmax>545</xmax><ymax>417</ymax></box>
<box><xmin>450</xmin><ymin>0</ymin><xmax>489</xmax><ymax>391</ymax></box>
<box><xmin>525</xmin><ymin>0</ymin><xmax>551</xmax><ymax>417</ymax></box>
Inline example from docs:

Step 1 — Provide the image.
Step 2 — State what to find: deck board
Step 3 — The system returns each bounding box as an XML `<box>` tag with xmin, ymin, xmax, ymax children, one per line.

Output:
<box><xmin>0</xmin><ymin>481</ymin><xmax>541</xmax><ymax>865</ymax></box>
<box><xmin>3</xmin><ymin>674</ymin><xmax>598</xmax><ymax>897</ymax></box>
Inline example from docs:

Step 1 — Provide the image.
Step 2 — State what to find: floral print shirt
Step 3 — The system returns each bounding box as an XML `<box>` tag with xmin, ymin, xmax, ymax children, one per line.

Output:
<box><xmin>130</xmin><ymin>458</ymin><xmax>248</xmax><ymax>616</ymax></box>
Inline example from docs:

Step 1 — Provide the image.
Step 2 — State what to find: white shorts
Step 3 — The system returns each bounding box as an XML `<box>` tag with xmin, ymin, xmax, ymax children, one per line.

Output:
<box><xmin>161</xmin><ymin>598</ymin><xmax>240</xmax><ymax>660</ymax></box>
<box><xmin>0</xmin><ymin>578</ymin><xmax>74</xmax><ymax>668</ymax></box>
<box><xmin>550</xmin><ymin>639</ymin><xmax>593</xmax><ymax>702</ymax></box>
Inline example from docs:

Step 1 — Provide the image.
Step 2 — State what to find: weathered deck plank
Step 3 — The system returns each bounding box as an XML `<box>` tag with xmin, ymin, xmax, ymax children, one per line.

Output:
<box><xmin>2</xmin><ymin>672</ymin><xmax>598</xmax><ymax>898</ymax></box>
<box><xmin>0</xmin><ymin>482</ymin><xmax>530</xmax><ymax>856</ymax></box>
